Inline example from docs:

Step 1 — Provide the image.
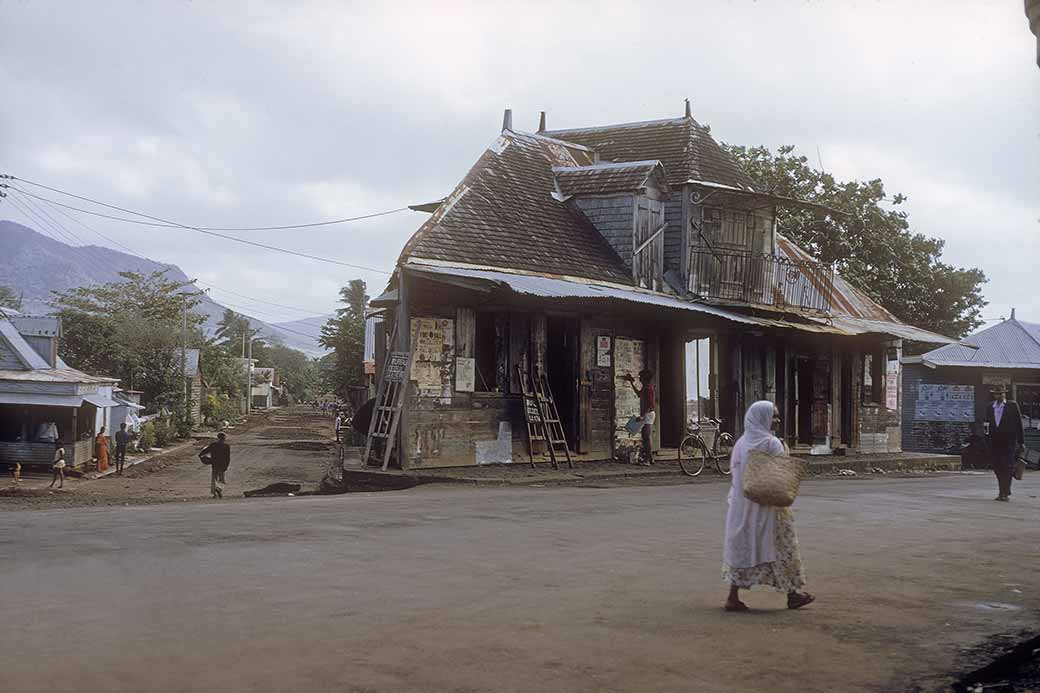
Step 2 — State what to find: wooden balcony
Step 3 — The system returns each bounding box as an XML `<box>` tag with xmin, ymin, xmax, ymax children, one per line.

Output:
<box><xmin>688</xmin><ymin>249</ymin><xmax>834</xmax><ymax>314</ymax></box>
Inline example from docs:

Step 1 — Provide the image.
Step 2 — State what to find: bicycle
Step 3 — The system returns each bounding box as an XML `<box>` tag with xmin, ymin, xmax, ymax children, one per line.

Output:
<box><xmin>678</xmin><ymin>419</ymin><xmax>735</xmax><ymax>477</ymax></box>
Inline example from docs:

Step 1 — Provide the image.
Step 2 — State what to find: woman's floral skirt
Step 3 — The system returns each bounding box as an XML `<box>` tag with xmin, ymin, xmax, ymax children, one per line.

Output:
<box><xmin>722</xmin><ymin>507</ymin><xmax>806</xmax><ymax>592</ymax></box>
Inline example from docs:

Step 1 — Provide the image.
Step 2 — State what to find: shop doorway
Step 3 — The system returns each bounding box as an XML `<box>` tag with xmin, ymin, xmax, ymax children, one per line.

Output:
<box><xmin>546</xmin><ymin>317</ymin><xmax>579</xmax><ymax>451</ymax></box>
<box><xmin>796</xmin><ymin>357</ymin><xmax>814</xmax><ymax>446</ymax></box>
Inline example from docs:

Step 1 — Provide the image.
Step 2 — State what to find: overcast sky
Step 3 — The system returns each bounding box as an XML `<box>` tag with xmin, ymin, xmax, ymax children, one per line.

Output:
<box><xmin>1</xmin><ymin>1</ymin><xmax>1037</xmax><ymax>332</ymax></box>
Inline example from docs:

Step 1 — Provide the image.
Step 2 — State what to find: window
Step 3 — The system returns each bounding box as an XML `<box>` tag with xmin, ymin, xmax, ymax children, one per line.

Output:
<box><xmin>701</xmin><ymin>207</ymin><xmax>757</xmax><ymax>249</ymax></box>
<box><xmin>474</xmin><ymin>312</ymin><xmax>499</xmax><ymax>392</ymax></box>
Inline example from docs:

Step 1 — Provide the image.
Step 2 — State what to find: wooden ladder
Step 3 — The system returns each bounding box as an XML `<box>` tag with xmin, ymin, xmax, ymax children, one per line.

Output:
<box><xmin>533</xmin><ymin>365</ymin><xmax>574</xmax><ymax>469</ymax></box>
<box><xmin>364</xmin><ymin>325</ymin><xmax>411</xmax><ymax>471</ymax></box>
<box><xmin>516</xmin><ymin>364</ymin><xmax>548</xmax><ymax>469</ymax></box>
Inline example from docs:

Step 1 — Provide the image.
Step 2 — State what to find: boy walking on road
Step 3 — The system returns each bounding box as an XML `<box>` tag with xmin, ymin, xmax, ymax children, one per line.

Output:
<box><xmin>199</xmin><ymin>433</ymin><xmax>231</xmax><ymax>499</ymax></box>
<box><xmin>115</xmin><ymin>423</ymin><xmax>130</xmax><ymax>475</ymax></box>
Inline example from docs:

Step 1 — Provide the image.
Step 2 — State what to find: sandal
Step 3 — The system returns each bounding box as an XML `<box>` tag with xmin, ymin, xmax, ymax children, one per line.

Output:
<box><xmin>724</xmin><ymin>600</ymin><xmax>749</xmax><ymax>612</ymax></box>
<box><xmin>787</xmin><ymin>593</ymin><xmax>816</xmax><ymax>610</ymax></box>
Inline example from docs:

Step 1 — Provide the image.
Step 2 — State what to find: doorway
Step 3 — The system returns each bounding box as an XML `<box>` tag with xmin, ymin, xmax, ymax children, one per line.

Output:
<box><xmin>841</xmin><ymin>357</ymin><xmax>853</xmax><ymax>446</ymax></box>
<box><xmin>546</xmin><ymin>317</ymin><xmax>579</xmax><ymax>451</ymax></box>
<box><xmin>796</xmin><ymin>358</ymin><xmax>814</xmax><ymax>446</ymax></box>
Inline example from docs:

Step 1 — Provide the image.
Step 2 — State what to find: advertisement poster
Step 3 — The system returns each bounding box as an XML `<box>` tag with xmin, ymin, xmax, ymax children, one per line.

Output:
<box><xmin>596</xmin><ymin>335</ymin><xmax>612</xmax><ymax>367</ymax></box>
<box><xmin>455</xmin><ymin>357</ymin><xmax>475</xmax><ymax>392</ymax></box>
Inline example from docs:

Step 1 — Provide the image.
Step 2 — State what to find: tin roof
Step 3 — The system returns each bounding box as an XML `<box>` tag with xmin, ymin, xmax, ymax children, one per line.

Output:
<box><xmin>8</xmin><ymin>315</ymin><xmax>61</xmax><ymax>337</ymax></box>
<box><xmin>920</xmin><ymin>317</ymin><xmax>1040</xmax><ymax>368</ymax></box>
<box><xmin>176</xmin><ymin>348</ymin><xmax>201</xmax><ymax>377</ymax></box>
<box><xmin>544</xmin><ymin>117</ymin><xmax>759</xmax><ymax>192</ymax></box>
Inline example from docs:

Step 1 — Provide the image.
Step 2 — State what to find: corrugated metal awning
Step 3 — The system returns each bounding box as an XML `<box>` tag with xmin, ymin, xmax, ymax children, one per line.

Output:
<box><xmin>83</xmin><ymin>393</ymin><xmax>120</xmax><ymax>408</ymax></box>
<box><xmin>407</xmin><ymin>263</ymin><xmax>765</xmax><ymax>326</ymax></box>
<box><xmin>407</xmin><ymin>262</ymin><xmax>959</xmax><ymax>344</ymax></box>
<box><xmin>0</xmin><ymin>392</ymin><xmax>84</xmax><ymax>407</ymax></box>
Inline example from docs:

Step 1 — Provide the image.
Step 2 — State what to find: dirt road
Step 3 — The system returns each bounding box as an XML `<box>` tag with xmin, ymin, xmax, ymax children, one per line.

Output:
<box><xmin>2</xmin><ymin>474</ymin><xmax>1037</xmax><ymax>692</ymax></box>
<box><xmin>0</xmin><ymin>406</ymin><xmax>337</xmax><ymax>510</ymax></box>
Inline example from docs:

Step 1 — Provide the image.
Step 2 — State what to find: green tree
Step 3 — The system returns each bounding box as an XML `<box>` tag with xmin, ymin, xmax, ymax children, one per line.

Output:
<box><xmin>723</xmin><ymin>144</ymin><xmax>987</xmax><ymax>341</ymax></box>
<box><xmin>256</xmin><ymin>343</ymin><xmax>319</xmax><ymax>403</ymax></box>
<box><xmin>319</xmin><ymin>279</ymin><xmax>367</xmax><ymax>399</ymax></box>
<box><xmin>0</xmin><ymin>285</ymin><xmax>22</xmax><ymax>311</ymax></box>
<box><xmin>51</xmin><ymin>270</ymin><xmax>206</xmax><ymax>423</ymax></box>
<box><xmin>214</xmin><ymin>308</ymin><xmax>261</xmax><ymax>353</ymax></box>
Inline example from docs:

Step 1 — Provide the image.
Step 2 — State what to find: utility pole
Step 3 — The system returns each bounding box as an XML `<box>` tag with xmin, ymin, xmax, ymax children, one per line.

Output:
<box><xmin>242</xmin><ymin>330</ymin><xmax>248</xmax><ymax>416</ymax></box>
<box><xmin>247</xmin><ymin>335</ymin><xmax>254</xmax><ymax>415</ymax></box>
<box><xmin>181</xmin><ymin>298</ymin><xmax>188</xmax><ymax>428</ymax></box>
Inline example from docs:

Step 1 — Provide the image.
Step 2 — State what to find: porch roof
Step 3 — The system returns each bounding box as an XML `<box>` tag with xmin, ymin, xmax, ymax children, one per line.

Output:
<box><xmin>406</xmin><ymin>261</ymin><xmax>957</xmax><ymax>345</ymax></box>
<box><xmin>0</xmin><ymin>392</ymin><xmax>86</xmax><ymax>407</ymax></box>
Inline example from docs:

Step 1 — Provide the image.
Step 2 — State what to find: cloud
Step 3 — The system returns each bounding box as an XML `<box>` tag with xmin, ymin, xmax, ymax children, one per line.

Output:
<box><xmin>0</xmin><ymin>0</ymin><xmax>1037</xmax><ymax>329</ymax></box>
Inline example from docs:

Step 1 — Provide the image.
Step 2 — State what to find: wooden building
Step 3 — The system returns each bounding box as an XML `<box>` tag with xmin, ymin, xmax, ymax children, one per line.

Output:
<box><xmin>0</xmin><ymin>314</ymin><xmax>119</xmax><ymax>470</ymax></box>
<box><xmin>372</xmin><ymin>107</ymin><xmax>954</xmax><ymax>470</ymax></box>
<box><xmin>902</xmin><ymin>311</ymin><xmax>1040</xmax><ymax>454</ymax></box>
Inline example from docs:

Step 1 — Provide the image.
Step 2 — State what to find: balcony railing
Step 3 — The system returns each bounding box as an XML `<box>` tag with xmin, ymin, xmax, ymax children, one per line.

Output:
<box><xmin>688</xmin><ymin>249</ymin><xmax>834</xmax><ymax>314</ymax></box>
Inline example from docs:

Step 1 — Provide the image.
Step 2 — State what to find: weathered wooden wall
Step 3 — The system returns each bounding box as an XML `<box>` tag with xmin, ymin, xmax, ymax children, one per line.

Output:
<box><xmin>574</xmin><ymin>196</ymin><xmax>635</xmax><ymax>271</ymax></box>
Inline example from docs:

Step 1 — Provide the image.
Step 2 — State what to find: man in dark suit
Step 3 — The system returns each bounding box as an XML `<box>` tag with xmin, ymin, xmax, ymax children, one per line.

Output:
<box><xmin>985</xmin><ymin>385</ymin><xmax>1024</xmax><ymax>501</ymax></box>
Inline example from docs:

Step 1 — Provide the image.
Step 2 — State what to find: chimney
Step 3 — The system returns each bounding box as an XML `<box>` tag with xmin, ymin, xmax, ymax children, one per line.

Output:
<box><xmin>684</xmin><ymin>98</ymin><xmax>692</xmax><ymax>118</ymax></box>
<box><xmin>501</xmin><ymin>108</ymin><xmax>513</xmax><ymax>132</ymax></box>
<box><xmin>1011</xmin><ymin>307</ymin><xmax>1017</xmax><ymax>321</ymax></box>
<box><xmin>538</xmin><ymin>111</ymin><xmax>546</xmax><ymax>132</ymax></box>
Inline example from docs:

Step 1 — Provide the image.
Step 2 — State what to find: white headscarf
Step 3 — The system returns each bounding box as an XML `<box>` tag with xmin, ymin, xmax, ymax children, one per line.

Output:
<box><xmin>740</xmin><ymin>400</ymin><xmax>777</xmax><ymax>453</ymax></box>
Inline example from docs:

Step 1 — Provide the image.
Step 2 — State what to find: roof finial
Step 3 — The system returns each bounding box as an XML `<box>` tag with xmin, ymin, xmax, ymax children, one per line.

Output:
<box><xmin>502</xmin><ymin>108</ymin><xmax>513</xmax><ymax>132</ymax></box>
<box><xmin>684</xmin><ymin>98</ymin><xmax>691</xmax><ymax>118</ymax></box>
<box><xmin>1011</xmin><ymin>307</ymin><xmax>1016</xmax><ymax>321</ymax></box>
<box><xmin>538</xmin><ymin>111</ymin><xmax>546</xmax><ymax>132</ymax></box>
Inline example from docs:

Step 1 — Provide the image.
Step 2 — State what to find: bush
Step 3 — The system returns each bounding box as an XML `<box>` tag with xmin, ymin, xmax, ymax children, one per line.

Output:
<box><xmin>203</xmin><ymin>393</ymin><xmax>239</xmax><ymax>427</ymax></box>
<box><xmin>153</xmin><ymin>416</ymin><xmax>172</xmax><ymax>448</ymax></box>
<box><xmin>176</xmin><ymin>411</ymin><xmax>193</xmax><ymax>438</ymax></box>
<box><xmin>139</xmin><ymin>422</ymin><xmax>155</xmax><ymax>451</ymax></box>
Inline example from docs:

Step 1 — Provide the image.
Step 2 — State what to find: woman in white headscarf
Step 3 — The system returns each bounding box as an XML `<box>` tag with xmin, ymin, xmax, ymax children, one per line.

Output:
<box><xmin>723</xmin><ymin>400</ymin><xmax>814</xmax><ymax>611</ymax></box>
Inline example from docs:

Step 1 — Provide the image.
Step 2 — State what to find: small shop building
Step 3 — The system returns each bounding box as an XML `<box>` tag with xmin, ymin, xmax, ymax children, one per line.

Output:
<box><xmin>0</xmin><ymin>314</ymin><xmax>119</xmax><ymax>470</ymax></box>
<box><xmin>902</xmin><ymin>311</ymin><xmax>1040</xmax><ymax>454</ymax></box>
<box><xmin>371</xmin><ymin>107</ymin><xmax>954</xmax><ymax>470</ymax></box>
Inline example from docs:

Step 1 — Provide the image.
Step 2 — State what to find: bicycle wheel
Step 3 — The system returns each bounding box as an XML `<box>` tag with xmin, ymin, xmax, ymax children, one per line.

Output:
<box><xmin>714</xmin><ymin>432</ymin><xmax>735</xmax><ymax>475</ymax></box>
<box><xmin>678</xmin><ymin>435</ymin><xmax>710</xmax><ymax>477</ymax></box>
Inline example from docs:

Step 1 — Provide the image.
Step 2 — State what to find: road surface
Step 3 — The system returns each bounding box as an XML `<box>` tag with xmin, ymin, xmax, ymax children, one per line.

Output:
<box><xmin>2</xmin><ymin>474</ymin><xmax>1037</xmax><ymax>692</ymax></box>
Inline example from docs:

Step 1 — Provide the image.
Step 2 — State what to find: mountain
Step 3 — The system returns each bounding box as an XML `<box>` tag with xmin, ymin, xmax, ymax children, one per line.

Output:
<box><xmin>0</xmin><ymin>220</ymin><xmax>329</xmax><ymax>357</ymax></box>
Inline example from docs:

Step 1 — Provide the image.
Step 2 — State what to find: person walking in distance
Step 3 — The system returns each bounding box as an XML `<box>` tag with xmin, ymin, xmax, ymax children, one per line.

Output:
<box><xmin>985</xmin><ymin>385</ymin><xmax>1024</xmax><ymax>501</ymax></box>
<box><xmin>624</xmin><ymin>369</ymin><xmax>656</xmax><ymax>465</ymax></box>
<box><xmin>199</xmin><ymin>432</ymin><xmax>231</xmax><ymax>499</ymax></box>
<box><xmin>49</xmin><ymin>445</ymin><xmax>66</xmax><ymax>489</ymax></box>
<box><xmin>722</xmin><ymin>401</ymin><xmax>814</xmax><ymax>612</ymax></box>
<box><xmin>334</xmin><ymin>412</ymin><xmax>343</xmax><ymax>443</ymax></box>
<box><xmin>114</xmin><ymin>423</ymin><xmax>130</xmax><ymax>475</ymax></box>
<box><xmin>95</xmin><ymin>426</ymin><xmax>110</xmax><ymax>473</ymax></box>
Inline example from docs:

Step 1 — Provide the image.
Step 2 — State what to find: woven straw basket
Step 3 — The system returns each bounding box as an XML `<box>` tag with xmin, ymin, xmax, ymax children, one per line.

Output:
<box><xmin>743</xmin><ymin>449</ymin><xmax>806</xmax><ymax>507</ymax></box>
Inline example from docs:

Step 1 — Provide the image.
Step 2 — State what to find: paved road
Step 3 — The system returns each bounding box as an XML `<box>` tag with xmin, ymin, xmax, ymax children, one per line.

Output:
<box><xmin>2</xmin><ymin>474</ymin><xmax>1037</xmax><ymax>692</ymax></box>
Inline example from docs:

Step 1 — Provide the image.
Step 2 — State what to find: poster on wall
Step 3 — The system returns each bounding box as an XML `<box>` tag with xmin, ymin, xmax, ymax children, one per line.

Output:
<box><xmin>614</xmin><ymin>338</ymin><xmax>644</xmax><ymax>447</ymax></box>
<box><xmin>885</xmin><ymin>372</ymin><xmax>899</xmax><ymax>411</ymax></box>
<box><xmin>455</xmin><ymin>357</ymin><xmax>475</xmax><ymax>392</ymax></box>
<box><xmin>596</xmin><ymin>335</ymin><xmax>612</xmax><ymax>368</ymax></box>
<box><xmin>411</xmin><ymin>317</ymin><xmax>455</xmax><ymax>402</ymax></box>
<box><xmin>914</xmin><ymin>383</ymin><xmax>975</xmax><ymax>422</ymax></box>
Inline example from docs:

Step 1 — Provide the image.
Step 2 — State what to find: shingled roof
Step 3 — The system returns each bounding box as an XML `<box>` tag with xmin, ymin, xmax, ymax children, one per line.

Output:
<box><xmin>552</xmin><ymin>160</ymin><xmax>667</xmax><ymax>197</ymax></box>
<box><xmin>544</xmin><ymin>116</ymin><xmax>759</xmax><ymax>192</ymax></box>
<box><xmin>400</xmin><ymin>130</ymin><xmax>631</xmax><ymax>283</ymax></box>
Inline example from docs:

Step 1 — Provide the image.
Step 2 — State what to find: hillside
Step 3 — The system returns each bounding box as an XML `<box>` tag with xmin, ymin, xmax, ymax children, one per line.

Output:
<box><xmin>0</xmin><ymin>220</ymin><xmax>329</xmax><ymax>357</ymax></box>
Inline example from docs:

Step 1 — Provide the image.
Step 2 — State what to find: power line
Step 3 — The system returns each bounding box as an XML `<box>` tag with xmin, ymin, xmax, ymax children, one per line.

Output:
<box><xmin>8</xmin><ymin>191</ymin><xmax>329</xmax><ymax>339</ymax></box>
<box><xmin>10</xmin><ymin>178</ymin><xmax>410</xmax><ymax>231</ymax></box>
<box><xmin>7</xmin><ymin>177</ymin><xmax>393</xmax><ymax>274</ymax></box>
<box><xmin>32</xmin><ymin>193</ymin><xmax>336</xmax><ymax>318</ymax></box>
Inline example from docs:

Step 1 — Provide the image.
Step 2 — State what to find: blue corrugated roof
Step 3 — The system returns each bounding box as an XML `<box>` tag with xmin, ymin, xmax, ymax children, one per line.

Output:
<box><xmin>921</xmin><ymin>318</ymin><xmax>1040</xmax><ymax>368</ymax></box>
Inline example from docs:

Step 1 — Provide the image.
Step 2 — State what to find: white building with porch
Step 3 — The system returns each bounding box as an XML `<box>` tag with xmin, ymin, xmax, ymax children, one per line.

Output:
<box><xmin>0</xmin><ymin>314</ymin><xmax>119</xmax><ymax>470</ymax></box>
